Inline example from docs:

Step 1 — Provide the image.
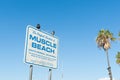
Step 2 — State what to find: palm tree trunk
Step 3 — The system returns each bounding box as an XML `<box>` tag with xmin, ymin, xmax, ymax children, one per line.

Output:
<box><xmin>105</xmin><ymin>50</ymin><xmax>113</xmax><ymax>80</ymax></box>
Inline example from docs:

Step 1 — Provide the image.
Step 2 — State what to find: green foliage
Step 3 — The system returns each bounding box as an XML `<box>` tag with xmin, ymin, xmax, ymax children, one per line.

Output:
<box><xmin>116</xmin><ymin>52</ymin><xmax>120</xmax><ymax>58</ymax></box>
<box><xmin>116</xmin><ymin>52</ymin><xmax>120</xmax><ymax>64</ymax></box>
<box><xmin>111</xmin><ymin>37</ymin><xmax>116</xmax><ymax>41</ymax></box>
<box><xmin>118</xmin><ymin>32</ymin><xmax>120</xmax><ymax>37</ymax></box>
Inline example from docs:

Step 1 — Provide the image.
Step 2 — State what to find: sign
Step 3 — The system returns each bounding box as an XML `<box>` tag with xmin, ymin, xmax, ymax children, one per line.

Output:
<box><xmin>24</xmin><ymin>25</ymin><xmax>59</xmax><ymax>69</ymax></box>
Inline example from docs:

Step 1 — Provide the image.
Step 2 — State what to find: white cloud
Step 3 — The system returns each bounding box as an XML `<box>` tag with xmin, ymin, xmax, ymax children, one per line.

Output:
<box><xmin>98</xmin><ymin>77</ymin><xmax>115</xmax><ymax>80</ymax></box>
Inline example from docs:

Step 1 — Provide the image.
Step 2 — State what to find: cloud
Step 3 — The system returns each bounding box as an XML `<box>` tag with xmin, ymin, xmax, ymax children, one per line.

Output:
<box><xmin>98</xmin><ymin>77</ymin><xmax>115</xmax><ymax>80</ymax></box>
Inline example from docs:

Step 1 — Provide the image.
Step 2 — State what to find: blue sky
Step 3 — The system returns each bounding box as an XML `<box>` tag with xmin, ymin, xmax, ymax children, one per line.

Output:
<box><xmin>0</xmin><ymin>0</ymin><xmax>120</xmax><ymax>80</ymax></box>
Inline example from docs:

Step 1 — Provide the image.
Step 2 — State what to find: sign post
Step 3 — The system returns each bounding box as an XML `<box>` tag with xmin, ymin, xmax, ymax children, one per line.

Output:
<box><xmin>48</xmin><ymin>31</ymin><xmax>55</xmax><ymax>80</ymax></box>
<box><xmin>24</xmin><ymin>24</ymin><xmax>58</xmax><ymax>80</ymax></box>
<box><xmin>28</xmin><ymin>24</ymin><xmax>41</xmax><ymax>80</ymax></box>
<box><xmin>29</xmin><ymin>65</ymin><xmax>33</xmax><ymax>80</ymax></box>
<box><xmin>49</xmin><ymin>68</ymin><xmax>52</xmax><ymax>80</ymax></box>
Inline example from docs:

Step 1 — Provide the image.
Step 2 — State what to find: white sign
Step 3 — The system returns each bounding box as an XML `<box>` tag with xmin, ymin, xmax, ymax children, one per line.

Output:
<box><xmin>24</xmin><ymin>25</ymin><xmax>58</xmax><ymax>69</ymax></box>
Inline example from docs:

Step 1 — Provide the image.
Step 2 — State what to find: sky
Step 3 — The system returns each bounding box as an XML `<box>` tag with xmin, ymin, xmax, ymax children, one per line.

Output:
<box><xmin>0</xmin><ymin>0</ymin><xmax>120</xmax><ymax>80</ymax></box>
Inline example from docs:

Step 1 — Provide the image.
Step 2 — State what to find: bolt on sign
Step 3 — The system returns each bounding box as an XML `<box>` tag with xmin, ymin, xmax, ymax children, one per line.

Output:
<box><xmin>24</xmin><ymin>25</ymin><xmax>59</xmax><ymax>69</ymax></box>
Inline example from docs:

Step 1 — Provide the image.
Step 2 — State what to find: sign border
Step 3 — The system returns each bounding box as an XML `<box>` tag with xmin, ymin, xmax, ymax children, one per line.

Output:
<box><xmin>24</xmin><ymin>25</ymin><xmax>59</xmax><ymax>69</ymax></box>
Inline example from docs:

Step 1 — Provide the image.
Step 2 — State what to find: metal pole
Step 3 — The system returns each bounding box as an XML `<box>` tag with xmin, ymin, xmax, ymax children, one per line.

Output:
<box><xmin>49</xmin><ymin>69</ymin><xmax>52</xmax><ymax>80</ymax></box>
<box><xmin>48</xmin><ymin>31</ymin><xmax>55</xmax><ymax>80</ymax></box>
<box><xmin>29</xmin><ymin>65</ymin><xmax>33</xmax><ymax>80</ymax></box>
<box><xmin>29</xmin><ymin>24</ymin><xmax>40</xmax><ymax>80</ymax></box>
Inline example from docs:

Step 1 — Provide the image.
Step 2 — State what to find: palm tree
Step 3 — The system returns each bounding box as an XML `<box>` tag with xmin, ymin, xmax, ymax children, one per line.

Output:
<box><xmin>96</xmin><ymin>29</ymin><xmax>115</xmax><ymax>80</ymax></box>
<box><xmin>116</xmin><ymin>52</ymin><xmax>120</xmax><ymax>65</ymax></box>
